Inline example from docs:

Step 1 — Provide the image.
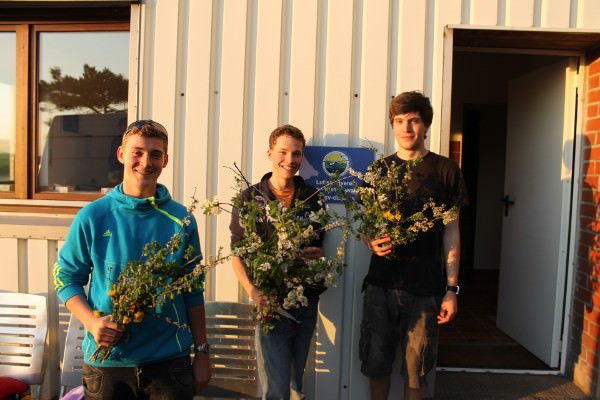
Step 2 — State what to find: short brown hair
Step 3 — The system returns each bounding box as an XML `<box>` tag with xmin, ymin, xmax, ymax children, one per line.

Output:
<box><xmin>389</xmin><ymin>91</ymin><xmax>433</xmax><ymax>127</ymax></box>
<box><xmin>122</xmin><ymin>120</ymin><xmax>169</xmax><ymax>150</ymax></box>
<box><xmin>268</xmin><ymin>124</ymin><xmax>306</xmax><ymax>149</ymax></box>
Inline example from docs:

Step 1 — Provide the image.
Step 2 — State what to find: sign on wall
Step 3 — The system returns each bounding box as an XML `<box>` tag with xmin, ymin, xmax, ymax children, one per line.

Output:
<box><xmin>299</xmin><ymin>146</ymin><xmax>375</xmax><ymax>204</ymax></box>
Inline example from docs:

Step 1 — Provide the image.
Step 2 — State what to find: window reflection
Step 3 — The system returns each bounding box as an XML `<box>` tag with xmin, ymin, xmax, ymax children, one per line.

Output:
<box><xmin>37</xmin><ymin>31</ymin><xmax>128</xmax><ymax>193</ymax></box>
<box><xmin>0</xmin><ymin>32</ymin><xmax>16</xmax><ymax>192</ymax></box>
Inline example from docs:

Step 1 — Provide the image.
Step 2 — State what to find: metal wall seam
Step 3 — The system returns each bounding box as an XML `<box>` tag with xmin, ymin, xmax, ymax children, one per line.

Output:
<box><xmin>288</xmin><ymin>0</ymin><xmax>319</xmax><ymax>139</ymax></box>
<box><xmin>322</xmin><ymin>0</ymin><xmax>355</xmax><ymax>145</ymax></box>
<box><xmin>215</xmin><ymin>0</ymin><xmax>249</xmax><ymax>301</ymax></box>
<box><xmin>357</xmin><ymin>0</ymin><xmax>391</xmax><ymax>152</ymax></box>
<box><xmin>148</xmin><ymin>0</ymin><xmax>180</xmax><ymax>191</ymax></box>
<box><xmin>182</xmin><ymin>0</ymin><xmax>216</xmax><ymax>299</ymax></box>
<box><xmin>430</xmin><ymin>0</ymin><xmax>461</xmax><ymax>156</ymax></box>
<box><xmin>251</xmin><ymin>0</ymin><xmax>283</xmax><ymax>183</ymax></box>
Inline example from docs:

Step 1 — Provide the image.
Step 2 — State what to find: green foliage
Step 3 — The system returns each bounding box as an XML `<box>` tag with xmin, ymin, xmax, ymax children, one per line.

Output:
<box><xmin>347</xmin><ymin>153</ymin><xmax>458</xmax><ymax>258</ymax></box>
<box><xmin>202</xmin><ymin>164</ymin><xmax>351</xmax><ymax>333</ymax></box>
<box><xmin>90</xmin><ymin>198</ymin><xmax>228</xmax><ymax>362</ymax></box>
<box><xmin>0</xmin><ymin>153</ymin><xmax>10</xmax><ymax>183</ymax></box>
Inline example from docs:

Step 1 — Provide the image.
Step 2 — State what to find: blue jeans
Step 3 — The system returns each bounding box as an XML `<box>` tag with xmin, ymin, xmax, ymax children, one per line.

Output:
<box><xmin>257</xmin><ymin>300</ymin><xmax>319</xmax><ymax>400</ymax></box>
<box><xmin>81</xmin><ymin>355</ymin><xmax>194</xmax><ymax>400</ymax></box>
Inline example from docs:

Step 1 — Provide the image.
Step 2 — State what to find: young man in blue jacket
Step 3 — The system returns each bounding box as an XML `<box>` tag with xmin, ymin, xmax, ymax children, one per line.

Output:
<box><xmin>54</xmin><ymin>120</ymin><xmax>211</xmax><ymax>399</ymax></box>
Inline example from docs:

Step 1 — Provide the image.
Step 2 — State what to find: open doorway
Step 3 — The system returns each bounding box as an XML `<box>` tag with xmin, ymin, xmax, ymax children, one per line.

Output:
<box><xmin>438</xmin><ymin>48</ymin><xmax>576</xmax><ymax>371</ymax></box>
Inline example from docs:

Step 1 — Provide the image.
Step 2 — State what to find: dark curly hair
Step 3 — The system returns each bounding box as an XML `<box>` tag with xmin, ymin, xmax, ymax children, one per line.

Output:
<box><xmin>389</xmin><ymin>91</ymin><xmax>433</xmax><ymax>127</ymax></box>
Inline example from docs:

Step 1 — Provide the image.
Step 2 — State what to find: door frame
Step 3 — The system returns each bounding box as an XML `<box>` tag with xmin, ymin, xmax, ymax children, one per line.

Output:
<box><xmin>440</xmin><ymin>25</ymin><xmax>588</xmax><ymax>374</ymax></box>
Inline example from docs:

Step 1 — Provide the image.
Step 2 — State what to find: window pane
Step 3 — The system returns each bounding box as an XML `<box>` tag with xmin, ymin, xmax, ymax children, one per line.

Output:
<box><xmin>37</xmin><ymin>31</ymin><xmax>129</xmax><ymax>193</ymax></box>
<box><xmin>0</xmin><ymin>32</ymin><xmax>16</xmax><ymax>193</ymax></box>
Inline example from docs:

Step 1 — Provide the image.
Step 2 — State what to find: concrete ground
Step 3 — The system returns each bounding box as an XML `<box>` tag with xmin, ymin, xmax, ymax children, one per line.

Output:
<box><xmin>196</xmin><ymin>371</ymin><xmax>594</xmax><ymax>399</ymax></box>
<box><xmin>434</xmin><ymin>371</ymin><xmax>594</xmax><ymax>400</ymax></box>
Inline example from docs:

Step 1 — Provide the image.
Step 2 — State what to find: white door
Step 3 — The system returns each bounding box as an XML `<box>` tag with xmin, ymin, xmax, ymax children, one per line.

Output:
<box><xmin>496</xmin><ymin>58</ymin><xmax>575</xmax><ymax>367</ymax></box>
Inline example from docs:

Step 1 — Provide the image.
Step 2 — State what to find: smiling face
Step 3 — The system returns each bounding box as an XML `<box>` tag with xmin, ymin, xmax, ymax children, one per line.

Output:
<box><xmin>267</xmin><ymin>134</ymin><xmax>304</xmax><ymax>184</ymax></box>
<box><xmin>392</xmin><ymin>111</ymin><xmax>428</xmax><ymax>159</ymax></box>
<box><xmin>117</xmin><ymin>133</ymin><xmax>168</xmax><ymax>198</ymax></box>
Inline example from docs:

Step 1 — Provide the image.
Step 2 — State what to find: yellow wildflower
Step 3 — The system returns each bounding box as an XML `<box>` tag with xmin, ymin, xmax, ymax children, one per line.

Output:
<box><xmin>383</xmin><ymin>210</ymin><xmax>401</xmax><ymax>222</ymax></box>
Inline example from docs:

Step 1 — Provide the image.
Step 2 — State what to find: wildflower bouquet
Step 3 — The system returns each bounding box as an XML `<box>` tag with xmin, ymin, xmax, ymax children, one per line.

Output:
<box><xmin>202</xmin><ymin>165</ymin><xmax>351</xmax><ymax>332</ymax></box>
<box><xmin>90</xmin><ymin>198</ymin><xmax>228</xmax><ymax>362</ymax></box>
<box><xmin>348</xmin><ymin>155</ymin><xmax>458</xmax><ymax>257</ymax></box>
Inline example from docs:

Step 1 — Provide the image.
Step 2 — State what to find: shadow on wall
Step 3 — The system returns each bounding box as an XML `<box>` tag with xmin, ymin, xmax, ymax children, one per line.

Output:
<box><xmin>569</xmin><ymin>132</ymin><xmax>600</xmax><ymax>396</ymax></box>
<box><xmin>304</xmin><ymin>132</ymin><xmax>387</xmax><ymax>399</ymax></box>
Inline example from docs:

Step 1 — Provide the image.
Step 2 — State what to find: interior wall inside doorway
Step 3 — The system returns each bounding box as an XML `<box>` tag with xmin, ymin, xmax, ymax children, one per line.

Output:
<box><xmin>451</xmin><ymin>51</ymin><xmax>565</xmax><ymax>272</ymax></box>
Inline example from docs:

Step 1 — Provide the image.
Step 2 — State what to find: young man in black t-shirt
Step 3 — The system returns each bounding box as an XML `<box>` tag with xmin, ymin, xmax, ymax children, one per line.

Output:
<box><xmin>359</xmin><ymin>92</ymin><xmax>468</xmax><ymax>400</ymax></box>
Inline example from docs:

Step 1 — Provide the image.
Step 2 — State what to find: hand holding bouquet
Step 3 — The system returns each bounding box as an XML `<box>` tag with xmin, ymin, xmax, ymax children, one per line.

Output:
<box><xmin>202</xmin><ymin>164</ymin><xmax>351</xmax><ymax>332</ymax></box>
<box><xmin>349</xmin><ymin>155</ymin><xmax>458</xmax><ymax>258</ymax></box>
<box><xmin>90</xmin><ymin>198</ymin><xmax>227</xmax><ymax>362</ymax></box>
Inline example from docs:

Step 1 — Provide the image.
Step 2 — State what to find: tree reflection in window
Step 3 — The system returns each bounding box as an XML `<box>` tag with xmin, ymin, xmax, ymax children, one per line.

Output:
<box><xmin>38</xmin><ymin>64</ymin><xmax>127</xmax><ymax>114</ymax></box>
<box><xmin>37</xmin><ymin>64</ymin><xmax>128</xmax><ymax>193</ymax></box>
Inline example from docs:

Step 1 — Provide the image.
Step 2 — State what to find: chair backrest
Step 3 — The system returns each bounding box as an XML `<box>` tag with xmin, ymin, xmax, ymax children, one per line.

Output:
<box><xmin>200</xmin><ymin>301</ymin><xmax>260</xmax><ymax>399</ymax></box>
<box><xmin>0</xmin><ymin>292</ymin><xmax>48</xmax><ymax>386</ymax></box>
<box><xmin>60</xmin><ymin>313</ymin><xmax>85</xmax><ymax>396</ymax></box>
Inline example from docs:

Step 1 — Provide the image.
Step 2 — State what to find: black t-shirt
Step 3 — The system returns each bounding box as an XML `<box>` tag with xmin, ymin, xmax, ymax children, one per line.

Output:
<box><xmin>362</xmin><ymin>151</ymin><xmax>468</xmax><ymax>295</ymax></box>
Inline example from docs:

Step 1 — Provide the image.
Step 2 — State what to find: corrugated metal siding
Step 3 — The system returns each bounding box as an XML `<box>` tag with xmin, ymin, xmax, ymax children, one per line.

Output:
<box><xmin>2</xmin><ymin>0</ymin><xmax>600</xmax><ymax>398</ymax></box>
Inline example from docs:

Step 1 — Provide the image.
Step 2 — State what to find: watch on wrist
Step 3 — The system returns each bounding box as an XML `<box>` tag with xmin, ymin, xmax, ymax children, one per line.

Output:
<box><xmin>446</xmin><ymin>285</ymin><xmax>460</xmax><ymax>295</ymax></box>
<box><xmin>195</xmin><ymin>341</ymin><xmax>210</xmax><ymax>354</ymax></box>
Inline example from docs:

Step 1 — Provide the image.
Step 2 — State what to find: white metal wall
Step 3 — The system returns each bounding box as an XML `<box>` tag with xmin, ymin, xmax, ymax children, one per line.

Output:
<box><xmin>140</xmin><ymin>1</ymin><xmax>599</xmax><ymax>398</ymax></box>
<box><xmin>2</xmin><ymin>0</ymin><xmax>600</xmax><ymax>398</ymax></box>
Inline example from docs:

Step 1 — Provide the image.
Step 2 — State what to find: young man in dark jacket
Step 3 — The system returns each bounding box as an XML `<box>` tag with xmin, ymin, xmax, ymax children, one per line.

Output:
<box><xmin>230</xmin><ymin>124</ymin><xmax>325</xmax><ymax>400</ymax></box>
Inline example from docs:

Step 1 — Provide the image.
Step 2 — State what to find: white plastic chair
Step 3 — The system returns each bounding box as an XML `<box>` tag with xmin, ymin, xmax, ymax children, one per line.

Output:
<box><xmin>0</xmin><ymin>292</ymin><xmax>48</xmax><ymax>400</ymax></box>
<box><xmin>59</xmin><ymin>303</ymin><xmax>260</xmax><ymax>399</ymax></box>
<box><xmin>60</xmin><ymin>313</ymin><xmax>85</xmax><ymax>397</ymax></box>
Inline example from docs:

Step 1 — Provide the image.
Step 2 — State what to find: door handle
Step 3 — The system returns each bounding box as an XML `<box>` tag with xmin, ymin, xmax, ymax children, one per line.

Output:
<box><xmin>501</xmin><ymin>195</ymin><xmax>515</xmax><ymax>216</ymax></box>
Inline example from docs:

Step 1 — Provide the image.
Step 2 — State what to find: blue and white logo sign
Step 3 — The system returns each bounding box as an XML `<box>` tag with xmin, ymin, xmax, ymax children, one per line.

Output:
<box><xmin>322</xmin><ymin>151</ymin><xmax>350</xmax><ymax>177</ymax></box>
<box><xmin>300</xmin><ymin>146</ymin><xmax>375</xmax><ymax>204</ymax></box>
